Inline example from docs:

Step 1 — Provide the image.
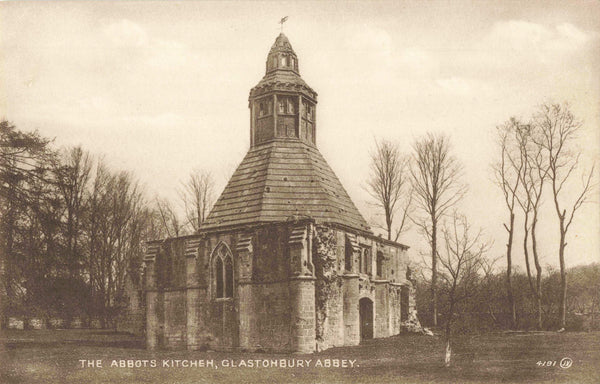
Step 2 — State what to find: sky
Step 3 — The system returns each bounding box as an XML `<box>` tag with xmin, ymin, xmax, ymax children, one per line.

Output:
<box><xmin>1</xmin><ymin>0</ymin><xmax>599</xmax><ymax>270</ymax></box>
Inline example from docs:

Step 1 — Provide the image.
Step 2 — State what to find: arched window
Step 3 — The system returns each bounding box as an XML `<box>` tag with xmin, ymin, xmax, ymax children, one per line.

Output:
<box><xmin>225</xmin><ymin>257</ymin><xmax>233</xmax><ymax>298</ymax></box>
<box><xmin>359</xmin><ymin>247</ymin><xmax>371</xmax><ymax>275</ymax></box>
<box><xmin>216</xmin><ymin>257</ymin><xmax>224</xmax><ymax>297</ymax></box>
<box><xmin>376</xmin><ymin>251</ymin><xmax>384</xmax><ymax>278</ymax></box>
<box><xmin>345</xmin><ymin>239</ymin><xmax>353</xmax><ymax>272</ymax></box>
<box><xmin>213</xmin><ymin>243</ymin><xmax>234</xmax><ymax>299</ymax></box>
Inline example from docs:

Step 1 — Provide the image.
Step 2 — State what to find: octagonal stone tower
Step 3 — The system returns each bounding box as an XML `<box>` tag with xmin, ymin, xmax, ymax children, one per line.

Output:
<box><xmin>248</xmin><ymin>33</ymin><xmax>317</xmax><ymax>147</ymax></box>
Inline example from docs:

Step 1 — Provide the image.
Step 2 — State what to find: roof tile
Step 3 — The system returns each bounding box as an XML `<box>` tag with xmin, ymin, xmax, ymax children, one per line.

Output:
<box><xmin>201</xmin><ymin>139</ymin><xmax>371</xmax><ymax>232</ymax></box>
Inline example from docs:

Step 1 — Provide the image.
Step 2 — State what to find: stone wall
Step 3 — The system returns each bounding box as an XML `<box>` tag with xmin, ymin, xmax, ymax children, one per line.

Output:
<box><xmin>319</xmin><ymin>280</ymin><xmax>343</xmax><ymax>350</ymax></box>
<box><xmin>312</xmin><ymin>226</ymin><xmax>341</xmax><ymax>351</ymax></box>
<box><xmin>289</xmin><ymin>277</ymin><xmax>316</xmax><ymax>353</ymax></box>
<box><xmin>116</xmin><ymin>291</ymin><xmax>145</xmax><ymax>336</ymax></box>
<box><xmin>253</xmin><ymin>225</ymin><xmax>290</xmax><ymax>282</ymax></box>
<box><xmin>374</xmin><ymin>282</ymin><xmax>388</xmax><ymax>338</ymax></box>
<box><xmin>342</xmin><ymin>274</ymin><xmax>360</xmax><ymax>346</ymax></box>
<box><xmin>143</xmin><ymin>221</ymin><xmax>415</xmax><ymax>353</ymax></box>
<box><xmin>164</xmin><ymin>290</ymin><xmax>187</xmax><ymax>348</ymax></box>
<box><xmin>145</xmin><ymin>223</ymin><xmax>298</xmax><ymax>351</ymax></box>
<box><xmin>241</xmin><ymin>281</ymin><xmax>292</xmax><ymax>351</ymax></box>
<box><xmin>388</xmin><ymin>285</ymin><xmax>403</xmax><ymax>335</ymax></box>
<box><xmin>314</xmin><ymin>226</ymin><xmax>413</xmax><ymax>349</ymax></box>
<box><xmin>116</xmin><ymin>273</ymin><xmax>145</xmax><ymax>336</ymax></box>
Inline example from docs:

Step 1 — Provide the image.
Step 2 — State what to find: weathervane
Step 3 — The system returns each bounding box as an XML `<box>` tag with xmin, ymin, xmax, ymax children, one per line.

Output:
<box><xmin>279</xmin><ymin>16</ymin><xmax>288</xmax><ymax>32</ymax></box>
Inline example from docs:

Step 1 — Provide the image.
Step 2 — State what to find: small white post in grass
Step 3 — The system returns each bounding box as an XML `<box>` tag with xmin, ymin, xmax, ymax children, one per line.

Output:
<box><xmin>444</xmin><ymin>340</ymin><xmax>452</xmax><ymax>367</ymax></box>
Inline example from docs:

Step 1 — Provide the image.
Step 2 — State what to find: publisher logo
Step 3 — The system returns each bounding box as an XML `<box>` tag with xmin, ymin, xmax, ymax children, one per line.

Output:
<box><xmin>559</xmin><ymin>357</ymin><xmax>573</xmax><ymax>369</ymax></box>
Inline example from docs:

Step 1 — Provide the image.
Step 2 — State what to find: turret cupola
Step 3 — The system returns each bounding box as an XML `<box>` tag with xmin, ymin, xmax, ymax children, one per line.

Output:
<box><xmin>266</xmin><ymin>33</ymin><xmax>299</xmax><ymax>74</ymax></box>
<box><xmin>249</xmin><ymin>33</ymin><xmax>318</xmax><ymax>148</ymax></box>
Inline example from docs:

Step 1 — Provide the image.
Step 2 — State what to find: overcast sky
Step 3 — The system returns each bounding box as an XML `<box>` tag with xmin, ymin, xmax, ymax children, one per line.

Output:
<box><xmin>1</xmin><ymin>1</ymin><xmax>599</xmax><ymax>269</ymax></box>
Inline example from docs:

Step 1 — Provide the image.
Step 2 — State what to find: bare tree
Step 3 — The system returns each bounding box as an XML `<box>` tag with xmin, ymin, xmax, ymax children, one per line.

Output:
<box><xmin>515</xmin><ymin>123</ymin><xmax>548</xmax><ymax>330</ymax></box>
<box><xmin>366</xmin><ymin>139</ymin><xmax>412</xmax><ymax>241</ymax></box>
<box><xmin>179</xmin><ymin>169</ymin><xmax>215</xmax><ymax>232</ymax></box>
<box><xmin>533</xmin><ymin>103</ymin><xmax>595</xmax><ymax>329</ymax></box>
<box><xmin>155</xmin><ymin>197</ymin><xmax>184</xmax><ymax>238</ymax></box>
<box><xmin>85</xmin><ymin>163</ymin><xmax>148</xmax><ymax>327</ymax></box>
<box><xmin>86</xmin><ymin>161</ymin><xmax>109</xmax><ymax>323</ymax></box>
<box><xmin>410</xmin><ymin>133</ymin><xmax>466</xmax><ymax>326</ymax></box>
<box><xmin>438</xmin><ymin>212</ymin><xmax>492</xmax><ymax>366</ymax></box>
<box><xmin>494</xmin><ymin>119</ymin><xmax>526</xmax><ymax>329</ymax></box>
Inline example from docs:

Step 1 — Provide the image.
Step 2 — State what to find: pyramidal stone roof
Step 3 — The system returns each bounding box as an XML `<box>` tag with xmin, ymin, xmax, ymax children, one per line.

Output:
<box><xmin>201</xmin><ymin>139</ymin><xmax>371</xmax><ymax>232</ymax></box>
<box><xmin>200</xmin><ymin>34</ymin><xmax>371</xmax><ymax>233</ymax></box>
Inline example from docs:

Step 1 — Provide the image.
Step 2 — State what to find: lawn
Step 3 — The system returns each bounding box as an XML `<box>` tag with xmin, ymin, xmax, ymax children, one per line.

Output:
<box><xmin>1</xmin><ymin>329</ymin><xmax>598</xmax><ymax>383</ymax></box>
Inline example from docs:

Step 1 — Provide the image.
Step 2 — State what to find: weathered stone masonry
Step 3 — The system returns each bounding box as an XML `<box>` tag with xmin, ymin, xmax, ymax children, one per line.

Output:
<box><xmin>144</xmin><ymin>221</ymin><xmax>412</xmax><ymax>352</ymax></box>
<box><xmin>143</xmin><ymin>33</ymin><xmax>416</xmax><ymax>353</ymax></box>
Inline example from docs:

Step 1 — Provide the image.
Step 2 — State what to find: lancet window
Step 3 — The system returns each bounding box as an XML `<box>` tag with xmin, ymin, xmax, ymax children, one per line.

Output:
<box><xmin>213</xmin><ymin>243</ymin><xmax>234</xmax><ymax>299</ymax></box>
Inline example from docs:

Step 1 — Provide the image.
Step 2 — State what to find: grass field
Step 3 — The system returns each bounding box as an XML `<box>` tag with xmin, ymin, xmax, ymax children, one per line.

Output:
<box><xmin>1</xmin><ymin>329</ymin><xmax>598</xmax><ymax>383</ymax></box>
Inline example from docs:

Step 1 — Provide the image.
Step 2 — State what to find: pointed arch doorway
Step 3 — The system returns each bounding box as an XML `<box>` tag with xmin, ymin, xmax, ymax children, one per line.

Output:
<box><xmin>359</xmin><ymin>298</ymin><xmax>373</xmax><ymax>340</ymax></box>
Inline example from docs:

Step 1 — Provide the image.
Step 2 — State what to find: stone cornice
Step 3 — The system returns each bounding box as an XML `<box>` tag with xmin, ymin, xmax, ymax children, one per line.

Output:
<box><xmin>249</xmin><ymin>81</ymin><xmax>317</xmax><ymax>101</ymax></box>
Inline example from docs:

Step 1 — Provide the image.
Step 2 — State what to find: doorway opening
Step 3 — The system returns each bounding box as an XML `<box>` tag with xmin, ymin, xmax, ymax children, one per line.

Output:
<box><xmin>359</xmin><ymin>297</ymin><xmax>373</xmax><ymax>340</ymax></box>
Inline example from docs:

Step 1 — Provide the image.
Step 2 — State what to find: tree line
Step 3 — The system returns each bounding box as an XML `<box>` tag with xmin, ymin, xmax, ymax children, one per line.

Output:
<box><xmin>365</xmin><ymin>102</ymin><xmax>597</xmax><ymax>363</ymax></box>
<box><xmin>0</xmin><ymin>120</ymin><xmax>214</xmax><ymax>328</ymax></box>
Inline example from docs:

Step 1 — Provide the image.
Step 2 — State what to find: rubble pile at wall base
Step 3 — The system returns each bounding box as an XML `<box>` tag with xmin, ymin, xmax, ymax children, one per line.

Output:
<box><xmin>400</xmin><ymin>308</ymin><xmax>429</xmax><ymax>335</ymax></box>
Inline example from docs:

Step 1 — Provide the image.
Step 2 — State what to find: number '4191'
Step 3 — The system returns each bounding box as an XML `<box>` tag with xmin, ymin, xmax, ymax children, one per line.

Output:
<box><xmin>537</xmin><ymin>361</ymin><xmax>557</xmax><ymax>367</ymax></box>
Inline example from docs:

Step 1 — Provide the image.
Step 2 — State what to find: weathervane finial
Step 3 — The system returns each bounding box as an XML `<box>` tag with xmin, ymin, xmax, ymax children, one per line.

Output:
<box><xmin>279</xmin><ymin>16</ymin><xmax>288</xmax><ymax>33</ymax></box>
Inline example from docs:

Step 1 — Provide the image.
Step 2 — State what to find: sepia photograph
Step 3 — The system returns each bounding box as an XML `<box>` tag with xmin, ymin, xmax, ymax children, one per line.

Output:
<box><xmin>0</xmin><ymin>1</ymin><xmax>599</xmax><ymax>383</ymax></box>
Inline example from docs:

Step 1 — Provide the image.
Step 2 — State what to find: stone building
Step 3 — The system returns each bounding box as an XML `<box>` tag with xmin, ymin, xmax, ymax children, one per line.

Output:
<box><xmin>143</xmin><ymin>33</ymin><xmax>415</xmax><ymax>353</ymax></box>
